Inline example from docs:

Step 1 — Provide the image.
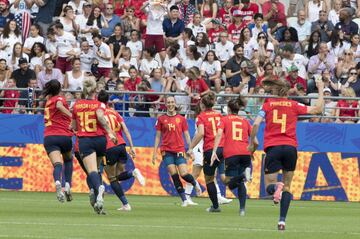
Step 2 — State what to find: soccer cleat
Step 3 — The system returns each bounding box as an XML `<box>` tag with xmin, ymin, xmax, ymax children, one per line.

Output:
<box><xmin>278</xmin><ymin>221</ymin><xmax>286</xmax><ymax>231</ymax></box>
<box><xmin>89</xmin><ymin>189</ymin><xmax>96</xmax><ymax>208</ymax></box>
<box><xmin>133</xmin><ymin>168</ymin><xmax>146</xmax><ymax>186</ymax></box>
<box><xmin>195</xmin><ymin>181</ymin><xmax>202</xmax><ymax>196</ymax></box>
<box><xmin>239</xmin><ymin>209</ymin><xmax>245</xmax><ymax>216</ymax></box>
<box><xmin>273</xmin><ymin>182</ymin><xmax>284</xmax><ymax>204</ymax></box>
<box><xmin>55</xmin><ymin>181</ymin><xmax>65</xmax><ymax>203</ymax></box>
<box><xmin>64</xmin><ymin>182</ymin><xmax>73</xmax><ymax>202</ymax></box>
<box><xmin>94</xmin><ymin>185</ymin><xmax>105</xmax><ymax>213</ymax></box>
<box><xmin>218</xmin><ymin>196</ymin><xmax>232</xmax><ymax>205</ymax></box>
<box><xmin>245</xmin><ymin>167</ymin><xmax>252</xmax><ymax>182</ymax></box>
<box><xmin>206</xmin><ymin>206</ymin><xmax>221</xmax><ymax>213</ymax></box>
<box><xmin>117</xmin><ymin>204</ymin><xmax>132</xmax><ymax>211</ymax></box>
<box><xmin>181</xmin><ymin>200</ymin><xmax>190</xmax><ymax>207</ymax></box>
<box><xmin>186</xmin><ymin>197</ymin><xmax>198</xmax><ymax>206</ymax></box>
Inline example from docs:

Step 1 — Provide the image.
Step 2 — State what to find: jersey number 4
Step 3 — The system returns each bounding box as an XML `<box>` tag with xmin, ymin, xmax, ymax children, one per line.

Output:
<box><xmin>273</xmin><ymin>109</ymin><xmax>287</xmax><ymax>133</ymax></box>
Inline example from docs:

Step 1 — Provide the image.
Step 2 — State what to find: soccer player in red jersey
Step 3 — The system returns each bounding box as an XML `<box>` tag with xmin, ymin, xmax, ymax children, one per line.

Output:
<box><xmin>248</xmin><ymin>78</ymin><xmax>325</xmax><ymax>230</ymax></box>
<box><xmin>43</xmin><ymin>80</ymin><xmax>73</xmax><ymax>203</ymax></box>
<box><xmin>211</xmin><ymin>96</ymin><xmax>257</xmax><ymax>216</ymax></box>
<box><xmin>152</xmin><ymin>96</ymin><xmax>201</xmax><ymax>207</ymax></box>
<box><xmin>97</xmin><ymin>90</ymin><xmax>145</xmax><ymax>211</ymax></box>
<box><xmin>72</xmin><ymin>77</ymin><xmax>117</xmax><ymax>214</ymax></box>
<box><xmin>187</xmin><ymin>92</ymin><xmax>224</xmax><ymax>212</ymax></box>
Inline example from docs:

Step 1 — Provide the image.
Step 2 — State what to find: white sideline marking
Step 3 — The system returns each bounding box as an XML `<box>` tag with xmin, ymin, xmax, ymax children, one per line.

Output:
<box><xmin>0</xmin><ymin>221</ymin><xmax>359</xmax><ymax>236</ymax></box>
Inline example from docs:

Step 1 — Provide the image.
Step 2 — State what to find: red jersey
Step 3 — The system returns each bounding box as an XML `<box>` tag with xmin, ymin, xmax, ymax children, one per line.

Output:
<box><xmin>186</xmin><ymin>78</ymin><xmax>209</xmax><ymax>104</ymax></box>
<box><xmin>228</xmin><ymin>23</ymin><xmax>246</xmax><ymax>43</ymax></box>
<box><xmin>72</xmin><ymin>99</ymin><xmax>106</xmax><ymax>137</ymax></box>
<box><xmin>155</xmin><ymin>114</ymin><xmax>188</xmax><ymax>153</ymax></box>
<box><xmin>285</xmin><ymin>75</ymin><xmax>307</xmax><ymax>92</ymax></box>
<box><xmin>197</xmin><ymin>110</ymin><xmax>224</xmax><ymax>152</ymax></box>
<box><xmin>208</xmin><ymin>27</ymin><xmax>224</xmax><ymax>43</ymax></box>
<box><xmin>337</xmin><ymin>100</ymin><xmax>358</xmax><ymax>121</ymax></box>
<box><xmin>261</xmin><ymin>98</ymin><xmax>308</xmax><ymax>150</ymax></box>
<box><xmin>124</xmin><ymin>77</ymin><xmax>142</xmax><ymax>92</ymax></box>
<box><xmin>219</xmin><ymin>115</ymin><xmax>252</xmax><ymax>158</ymax></box>
<box><xmin>2</xmin><ymin>90</ymin><xmax>19</xmax><ymax>113</ymax></box>
<box><xmin>44</xmin><ymin>96</ymin><xmax>73</xmax><ymax>137</ymax></box>
<box><xmin>231</xmin><ymin>4</ymin><xmax>259</xmax><ymax>25</ymax></box>
<box><xmin>218</xmin><ymin>8</ymin><xmax>232</xmax><ymax>27</ymax></box>
<box><xmin>104</xmin><ymin>106</ymin><xmax>126</xmax><ymax>149</ymax></box>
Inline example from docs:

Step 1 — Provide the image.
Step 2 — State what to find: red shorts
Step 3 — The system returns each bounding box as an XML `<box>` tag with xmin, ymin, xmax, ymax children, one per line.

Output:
<box><xmin>145</xmin><ymin>34</ymin><xmax>165</xmax><ymax>53</ymax></box>
<box><xmin>56</xmin><ymin>57</ymin><xmax>72</xmax><ymax>74</ymax></box>
<box><xmin>98</xmin><ymin>67</ymin><xmax>111</xmax><ymax>78</ymax></box>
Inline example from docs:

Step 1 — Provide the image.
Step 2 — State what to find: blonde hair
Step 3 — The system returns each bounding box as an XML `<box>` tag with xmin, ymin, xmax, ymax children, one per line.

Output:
<box><xmin>342</xmin><ymin>87</ymin><xmax>356</xmax><ymax>98</ymax></box>
<box><xmin>82</xmin><ymin>76</ymin><xmax>97</xmax><ymax>98</ymax></box>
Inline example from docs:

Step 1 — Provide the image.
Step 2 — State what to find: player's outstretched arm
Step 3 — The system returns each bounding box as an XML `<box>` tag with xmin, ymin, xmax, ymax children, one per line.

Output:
<box><xmin>121</xmin><ymin>122</ymin><xmax>136</xmax><ymax>157</ymax></box>
<box><xmin>211</xmin><ymin>128</ymin><xmax>223</xmax><ymax>166</ymax></box>
<box><xmin>307</xmin><ymin>80</ymin><xmax>325</xmax><ymax>115</ymax></box>
<box><xmin>187</xmin><ymin>125</ymin><xmax>204</xmax><ymax>154</ymax></box>
<box><xmin>152</xmin><ymin>131</ymin><xmax>161</xmax><ymax>165</ymax></box>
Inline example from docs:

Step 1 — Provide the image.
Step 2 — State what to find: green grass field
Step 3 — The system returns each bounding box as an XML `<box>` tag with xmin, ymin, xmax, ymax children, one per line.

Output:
<box><xmin>0</xmin><ymin>191</ymin><xmax>359</xmax><ymax>239</ymax></box>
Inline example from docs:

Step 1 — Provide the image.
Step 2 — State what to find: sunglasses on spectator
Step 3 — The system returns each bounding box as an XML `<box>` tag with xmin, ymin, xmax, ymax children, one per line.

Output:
<box><xmin>127</xmin><ymin>10</ymin><xmax>134</xmax><ymax>12</ymax></box>
<box><xmin>350</xmin><ymin>72</ymin><xmax>357</xmax><ymax>75</ymax></box>
<box><xmin>258</xmin><ymin>36</ymin><xmax>266</xmax><ymax>39</ymax></box>
<box><xmin>345</xmin><ymin>52</ymin><xmax>353</xmax><ymax>55</ymax></box>
<box><xmin>107</xmin><ymin>7</ymin><xmax>113</xmax><ymax>10</ymax></box>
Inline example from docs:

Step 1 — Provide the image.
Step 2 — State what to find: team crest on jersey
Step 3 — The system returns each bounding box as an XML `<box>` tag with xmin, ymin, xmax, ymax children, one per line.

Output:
<box><xmin>175</xmin><ymin>118</ymin><xmax>180</xmax><ymax>124</ymax></box>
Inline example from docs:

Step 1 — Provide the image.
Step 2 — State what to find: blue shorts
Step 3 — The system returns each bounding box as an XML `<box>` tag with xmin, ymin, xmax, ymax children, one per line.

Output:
<box><xmin>162</xmin><ymin>152</ymin><xmax>187</xmax><ymax>167</ymax></box>
<box><xmin>203</xmin><ymin>148</ymin><xmax>224</xmax><ymax>176</ymax></box>
<box><xmin>225</xmin><ymin>155</ymin><xmax>251</xmax><ymax>177</ymax></box>
<box><xmin>44</xmin><ymin>136</ymin><xmax>72</xmax><ymax>160</ymax></box>
<box><xmin>106</xmin><ymin>144</ymin><xmax>127</xmax><ymax>166</ymax></box>
<box><xmin>78</xmin><ymin>136</ymin><xmax>106</xmax><ymax>158</ymax></box>
<box><xmin>264</xmin><ymin>145</ymin><xmax>297</xmax><ymax>174</ymax></box>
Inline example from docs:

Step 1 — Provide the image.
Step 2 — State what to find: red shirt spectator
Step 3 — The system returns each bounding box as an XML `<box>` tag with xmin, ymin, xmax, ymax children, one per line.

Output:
<box><xmin>218</xmin><ymin>0</ymin><xmax>233</xmax><ymax>27</ymax></box>
<box><xmin>110</xmin><ymin>0</ymin><xmax>130</xmax><ymax>16</ymax></box>
<box><xmin>336</xmin><ymin>100</ymin><xmax>358</xmax><ymax>122</ymax></box>
<box><xmin>2</xmin><ymin>89</ymin><xmax>19</xmax><ymax>113</ymax></box>
<box><xmin>208</xmin><ymin>20</ymin><xmax>225</xmax><ymax>43</ymax></box>
<box><xmin>231</xmin><ymin>0</ymin><xmax>259</xmax><ymax>25</ymax></box>
<box><xmin>285</xmin><ymin>65</ymin><xmax>307</xmax><ymax>92</ymax></box>
<box><xmin>124</xmin><ymin>77</ymin><xmax>142</xmax><ymax>92</ymax></box>
<box><xmin>186</xmin><ymin>77</ymin><xmax>209</xmax><ymax>105</ymax></box>
<box><xmin>262</xmin><ymin>0</ymin><xmax>286</xmax><ymax>29</ymax></box>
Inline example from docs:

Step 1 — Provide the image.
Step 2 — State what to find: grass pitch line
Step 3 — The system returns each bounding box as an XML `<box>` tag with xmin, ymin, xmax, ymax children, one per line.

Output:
<box><xmin>0</xmin><ymin>235</ymin><xmax>84</xmax><ymax>239</ymax></box>
<box><xmin>0</xmin><ymin>221</ymin><xmax>359</xmax><ymax>236</ymax></box>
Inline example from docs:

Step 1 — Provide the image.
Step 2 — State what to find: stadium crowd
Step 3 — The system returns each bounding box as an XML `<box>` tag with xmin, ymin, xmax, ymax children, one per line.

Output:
<box><xmin>0</xmin><ymin>0</ymin><xmax>359</xmax><ymax>122</ymax></box>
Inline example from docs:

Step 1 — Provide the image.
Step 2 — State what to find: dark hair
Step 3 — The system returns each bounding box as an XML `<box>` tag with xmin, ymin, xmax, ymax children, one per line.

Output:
<box><xmin>204</xmin><ymin>50</ymin><xmax>219</xmax><ymax>62</ymax></box>
<box><xmin>92</xmin><ymin>33</ymin><xmax>102</xmax><ymax>40</ymax></box>
<box><xmin>71</xmin><ymin>57</ymin><xmax>81</xmax><ymax>65</ymax></box>
<box><xmin>257</xmin><ymin>32</ymin><xmax>269</xmax><ymax>49</ymax></box>
<box><xmin>183</xmin><ymin>28</ymin><xmax>195</xmax><ymax>41</ymax></box>
<box><xmin>254</xmin><ymin>13</ymin><xmax>263</xmax><ymax>20</ymax></box>
<box><xmin>170</xmin><ymin>5</ymin><xmax>179</xmax><ymax>11</ymax></box>
<box><xmin>233</xmin><ymin>43</ymin><xmax>244</xmax><ymax>51</ymax></box>
<box><xmin>129</xmin><ymin>65</ymin><xmax>138</xmax><ymax>72</ymax></box>
<box><xmin>144</xmin><ymin>47</ymin><xmax>156</xmax><ymax>58</ymax></box>
<box><xmin>97</xmin><ymin>89</ymin><xmax>109</xmax><ymax>104</ymax></box>
<box><xmin>168</xmin><ymin>44</ymin><xmax>180</xmax><ymax>58</ymax></box>
<box><xmin>201</xmin><ymin>91</ymin><xmax>216</xmax><ymax>109</ymax></box>
<box><xmin>195</xmin><ymin>32</ymin><xmax>210</xmax><ymax>47</ymax></box>
<box><xmin>188</xmin><ymin>45</ymin><xmax>201</xmax><ymax>60</ymax></box>
<box><xmin>227</xmin><ymin>96</ymin><xmax>246</xmax><ymax>114</ymax></box>
<box><xmin>47</xmin><ymin>28</ymin><xmax>55</xmax><ymax>35</ymax></box>
<box><xmin>306</xmin><ymin>30</ymin><xmax>321</xmax><ymax>58</ymax></box>
<box><xmin>87</xmin><ymin>6</ymin><xmax>102</xmax><ymax>29</ymax></box>
<box><xmin>262</xmin><ymin>78</ymin><xmax>290</xmax><ymax>97</ymax></box>
<box><xmin>239</xmin><ymin>27</ymin><xmax>252</xmax><ymax>45</ymax></box>
<box><xmin>2</xmin><ymin>20</ymin><xmax>20</xmax><ymax>38</ymax></box>
<box><xmin>31</xmin><ymin>23</ymin><xmax>43</xmax><ymax>37</ymax></box>
<box><xmin>30</xmin><ymin>43</ymin><xmax>47</xmax><ymax>60</ymax></box>
<box><xmin>43</xmin><ymin>80</ymin><xmax>61</xmax><ymax>97</ymax></box>
<box><xmin>130</xmin><ymin>29</ymin><xmax>140</xmax><ymax>38</ymax></box>
<box><xmin>331</xmin><ymin>29</ymin><xmax>344</xmax><ymax>48</ymax></box>
<box><xmin>351</xmin><ymin>33</ymin><xmax>360</xmax><ymax>45</ymax></box>
<box><xmin>281</xmin><ymin>27</ymin><xmax>299</xmax><ymax>42</ymax></box>
<box><xmin>53</xmin><ymin>22</ymin><xmax>64</xmax><ymax>30</ymax></box>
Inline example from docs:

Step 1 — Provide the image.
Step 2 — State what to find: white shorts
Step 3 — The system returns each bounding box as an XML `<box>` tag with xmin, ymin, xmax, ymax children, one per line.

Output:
<box><xmin>192</xmin><ymin>141</ymin><xmax>203</xmax><ymax>166</ymax></box>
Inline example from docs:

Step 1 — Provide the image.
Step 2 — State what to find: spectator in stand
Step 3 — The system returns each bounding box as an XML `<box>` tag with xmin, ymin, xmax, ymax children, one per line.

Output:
<box><xmin>178</xmin><ymin>0</ymin><xmax>196</xmax><ymax>26</ymax></box>
<box><xmin>215</xmin><ymin>31</ymin><xmax>234</xmax><ymax>67</ymax></box>
<box><xmin>336</xmin><ymin>50</ymin><xmax>357</xmax><ymax>79</ymax></box>
<box><xmin>64</xmin><ymin>58</ymin><xmax>85</xmax><ymax>91</ymax></box>
<box><xmin>93</xmin><ymin>33</ymin><xmax>113</xmax><ymax>79</ymax></box>
<box><xmin>0</xmin><ymin>0</ymin><xmax>14</xmax><ymax>32</ymax></box>
<box><xmin>230</xmin><ymin>60</ymin><xmax>256</xmax><ymax>95</ymax></box>
<box><xmin>101</xmin><ymin>3</ymin><xmax>122</xmax><ymax>39</ymax></box>
<box><xmin>289</xmin><ymin>10</ymin><xmax>311</xmax><ymax>49</ymax></box>
<box><xmin>253</xmin><ymin>31</ymin><xmax>275</xmax><ymax>62</ymax></box>
<box><xmin>107</xmin><ymin>24</ymin><xmax>128</xmax><ymax>67</ymax></box>
<box><xmin>54</xmin><ymin>22</ymin><xmax>78</xmax><ymax>74</ymax></box>
<box><xmin>0</xmin><ymin>78</ymin><xmax>19</xmax><ymax>113</ymax></box>
<box><xmin>245</xmin><ymin>86</ymin><xmax>265</xmax><ymax>119</ymax></box>
<box><xmin>18</xmin><ymin>78</ymin><xmax>38</xmax><ymax>114</ymax></box>
<box><xmin>195</xmin><ymin>32</ymin><xmax>210</xmax><ymax>58</ymax></box>
<box><xmin>0</xmin><ymin>58</ymin><xmax>11</xmax><ymax>87</ymax></box>
<box><xmin>121</xmin><ymin>6</ymin><xmax>140</xmax><ymax>40</ymax></box>
<box><xmin>225</xmin><ymin>44</ymin><xmax>248</xmax><ymax>83</ymax></box>
<box><xmin>218</xmin><ymin>0</ymin><xmax>233</xmax><ymax>27</ymax></box>
<box><xmin>110</xmin><ymin>80</ymin><xmax>130</xmax><ymax>117</ymax></box>
<box><xmin>140</xmin><ymin>47</ymin><xmax>160</xmax><ymax>79</ymax></box>
<box><xmin>182</xmin><ymin>45</ymin><xmax>202</xmax><ymax>70</ymax></box>
<box><xmin>308</xmin><ymin>42</ymin><xmax>337</xmax><ymax>77</ymax></box>
<box><xmin>125</xmin><ymin>66</ymin><xmax>142</xmax><ymax>92</ymax></box>
<box><xmin>142</xmin><ymin>0</ymin><xmax>167</xmax><ymax>61</ymax></box>
<box><xmin>342</xmin><ymin>66</ymin><xmax>360</xmax><ymax>97</ymax></box>
<box><xmin>322</xmin><ymin>87</ymin><xmax>337</xmax><ymax>123</ymax></box>
<box><xmin>311</xmin><ymin>10</ymin><xmax>334</xmax><ymax>43</ymax></box>
<box><xmin>187</xmin><ymin>13</ymin><xmax>206</xmax><ymax>39</ymax></box>
<box><xmin>200</xmin><ymin>0</ymin><xmax>218</xmax><ymax>26</ymax></box>
<box><xmin>106</xmin><ymin>68</ymin><xmax>121</xmax><ymax>91</ymax></box>
<box><xmin>67</xmin><ymin>0</ymin><xmax>86</xmax><ymax>15</ymax></box>
<box><xmin>278</xmin><ymin>27</ymin><xmax>302</xmax><ymax>55</ymax></box>
<box><xmin>329</xmin><ymin>0</ymin><xmax>342</xmax><ymax>26</ymax></box>
<box><xmin>37</xmin><ymin>57</ymin><xmax>64</xmax><ymax>90</ymax></box>
<box><xmin>11</xmin><ymin>57</ymin><xmax>36</xmax><ymax>88</ymax></box>
<box><xmin>327</xmin><ymin>29</ymin><xmax>349</xmax><ymax>58</ymax></box>
<box><xmin>163</xmin><ymin>44</ymin><xmax>180</xmax><ymax>76</ymax></box>
<box><xmin>86</xmin><ymin>6</ymin><xmax>109</xmax><ymax>37</ymax></box>
<box><xmin>200</xmin><ymin>50</ymin><xmax>222</xmax><ymax>92</ymax></box>
<box><xmin>118</xmin><ymin>46</ymin><xmax>138</xmax><ymax>72</ymax></box>
<box><xmin>248</xmin><ymin>13</ymin><xmax>268</xmax><ymax>41</ymax></box>
<box><xmin>163</xmin><ymin>5</ymin><xmax>185</xmax><ymax>44</ymax></box>
<box><xmin>29</xmin><ymin>42</ymin><xmax>47</xmax><ymax>75</ymax></box>
<box><xmin>34</xmin><ymin>0</ymin><xmax>57</xmax><ymax>37</ymax></box>
<box><xmin>23</xmin><ymin>24</ymin><xmax>44</xmax><ymax>55</ymax></box>
<box><xmin>227</xmin><ymin>9</ymin><xmax>246</xmax><ymax>44</ymax></box>
<box><xmin>9</xmin><ymin>42</ymin><xmax>28</xmax><ymax>71</ymax></box>
<box><xmin>185</xmin><ymin>66</ymin><xmax>210</xmax><ymax>108</ymax></box>
<box><xmin>207</xmin><ymin>19</ymin><xmax>224</xmax><ymax>44</ymax></box>
<box><xmin>76</xmin><ymin>2</ymin><xmax>93</xmax><ymax>45</ymax></box>
<box><xmin>45</xmin><ymin>28</ymin><xmax>57</xmax><ymax>58</ymax></box>
<box><xmin>305</xmin><ymin>0</ymin><xmax>327</xmax><ymax>23</ymax></box>
<box><xmin>59</xmin><ymin>5</ymin><xmax>80</xmax><ymax>34</ymax></box>
<box><xmin>178</xmin><ymin>28</ymin><xmax>195</xmax><ymax>61</ymax></box>
<box><xmin>262</xmin><ymin>0</ymin><xmax>286</xmax><ymax>36</ymax></box>
<box><xmin>167</xmin><ymin>63</ymin><xmax>190</xmax><ymax>113</ymax></box>
<box><xmin>285</xmin><ymin>65</ymin><xmax>307</xmax><ymax>94</ymax></box>
<box><xmin>256</xmin><ymin>62</ymin><xmax>278</xmax><ymax>86</ymax></box>
<box><xmin>0</xmin><ymin>20</ymin><xmax>22</xmax><ymax>58</ymax></box>
<box><xmin>305</xmin><ymin>30</ymin><xmax>321</xmax><ymax>59</ymax></box>
<box><xmin>335</xmin><ymin>8</ymin><xmax>359</xmax><ymax>42</ymax></box>
<box><xmin>335</xmin><ymin>87</ymin><xmax>358</xmax><ymax>123</ymax></box>
<box><xmin>232</xmin><ymin>0</ymin><xmax>259</xmax><ymax>26</ymax></box>
<box><xmin>126</xmin><ymin>30</ymin><xmax>143</xmax><ymax>64</ymax></box>
<box><xmin>134</xmin><ymin>80</ymin><xmax>158</xmax><ymax>117</ymax></box>
<box><xmin>322</xmin><ymin>68</ymin><xmax>340</xmax><ymax>96</ymax></box>
<box><xmin>79</xmin><ymin>39</ymin><xmax>94</xmax><ymax>73</ymax></box>
<box><xmin>239</xmin><ymin>27</ymin><xmax>257</xmax><ymax>60</ymax></box>
<box><xmin>281</xmin><ymin>44</ymin><xmax>309</xmax><ymax>80</ymax></box>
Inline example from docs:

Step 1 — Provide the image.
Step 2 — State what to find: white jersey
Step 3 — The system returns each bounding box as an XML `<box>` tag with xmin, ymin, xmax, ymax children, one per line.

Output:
<box><xmin>126</xmin><ymin>40</ymin><xmax>143</xmax><ymax>59</ymax></box>
<box><xmin>192</xmin><ymin>123</ymin><xmax>204</xmax><ymax>166</ymax></box>
<box><xmin>66</xmin><ymin>71</ymin><xmax>85</xmax><ymax>91</ymax></box>
<box><xmin>93</xmin><ymin>42</ymin><xmax>113</xmax><ymax>68</ymax></box>
<box><xmin>23</xmin><ymin>36</ymin><xmax>44</xmax><ymax>50</ymax></box>
<box><xmin>79</xmin><ymin>49</ymin><xmax>94</xmax><ymax>72</ymax></box>
<box><xmin>56</xmin><ymin>32</ymin><xmax>77</xmax><ymax>57</ymax></box>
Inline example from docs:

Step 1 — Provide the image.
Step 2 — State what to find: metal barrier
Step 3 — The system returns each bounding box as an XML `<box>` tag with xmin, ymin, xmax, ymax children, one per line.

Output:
<box><xmin>1</xmin><ymin>87</ymin><xmax>360</xmax><ymax>122</ymax></box>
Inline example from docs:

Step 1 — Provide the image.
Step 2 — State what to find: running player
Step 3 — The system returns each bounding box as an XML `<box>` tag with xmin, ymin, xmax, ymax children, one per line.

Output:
<box><xmin>152</xmin><ymin>96</ymin><xmax>201</xmax><ymax>207</ymax></box>
<box><xmin>43</xmin><ymin>80</ymin><xmax>74</xmax><ymax>202</ymax></box>
<box><xmin>187</xmin><ymin>92</ymin><xmax>224</xmax><ymax>212</ymax></box>
<box><xmin>211</xmin><ymin>96</ymin><xmax>257</xmax><ymax>216</ymax></box>
<box><xmin>72</xmin><ymin>77</ymin><xmax>117</xmax><ymax>214</ymax></box>
<box><xmin>97</xmin><ymin>90</ymin><xmax>145</xmax><ymax>211</ymax></box>
<box><xmin>248</xmin><ymin>78</ymin><xmax>324</xmax><ymax>230</ymax></box>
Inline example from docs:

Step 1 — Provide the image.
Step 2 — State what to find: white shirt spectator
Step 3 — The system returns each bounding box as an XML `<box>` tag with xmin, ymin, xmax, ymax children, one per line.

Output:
<box><xmin>146</xmin><ymin>5</ymin><xmax>166</xmax><ymax>35</ymax></box>
<box><xmin>45</xmin><ymin>39</ymin><xmax>57</xmax><ymax>56</ymax></box>
<box><xmin>75</xmin><ymin>14</ymin><xmax>93</xmax><ymax>45</ymax></box>
<box><xmin>140</xmin><ymin>58</ymin><xmax>160</xmax><ymax>76</ymax></box>
<box><xmin>243</xmin><ymin>38</ymin><xmax>257</xmax><ymax>60</ymax></box>
<box><xmin>8</xmin><ymin>53</ymin><xmax>28</xmax><ymax>71</ymax></box>
<box><xmin>178</xmin><ymin>39</ymin><xmax>195</xmax><ymax>60</ymax></box>
<box><xmin>307</xmin><ymin>0</ymin><xmax>324</xmax><ymax>23</ymax></box>
<box><xmin>68</xmin><ymin>0</ymin><xmax>86</xmax><ymax>15</ymax></box>
<box><xmin>328</xmin><ymin>9</ymin><xmax>340</xmax><ymax>26</ymax></box>
<box><xmin>93</xmin><ymin>42</ymin><xmax>113</xmax><ymax>68</ymax></box>
<box><xmin>56</xmin><ymin>32</ymin><xmax>77</xmax><ymax>57</ymax></box>
<box><xmin>290</xmin><ymin>21</ymin><xmax>311</xmax><ymax>42</ymax></box>
<box><xmin>182</xmin><ymin>56</ymin><xmax>202</xmax><ymax>70</ymax></box>
<box><xmin>174</xmin><ymin>76</ymin><xmax>190</xmax><ymax>112</ymax></box>
<box><xmin>79</xmin><ymin>49</ymin><xmax>94</xmax><ymax>72</ymax></box>
<box><xmin>327</xmin><ymin>41</ymin><xmax>350</xmax><ymax>58</ymax></box>
<box><xmin>200</xmin><ymin>60</ymin><xmax>221</xmax><ymax>76</ymax></box>
<box><xmin>126</xmin><ymin>40</ymin><xmax>143</xmax><ymax>60</ymax></box>
<box><xmin>187</xmin><ymin>23</ymin><xmax>206</xmax><ymax>38</ymax></box>
<box><xmin>23</xmin><ymin>36</ymin><xmax>44</xmax><ymax>50</ymax></box>
<box><xmin>215</xmin><ymin>41</ymin><xmax>234</xmax><ymax>62</ymax></box>
<box><xmin>345</xmin><ymin>44</ymin><xmax>360</xmax><ymax>63</ymax></box>
<box><xmin>30</xmin><ymin>56</ymin><xmax>43</xmax><ymax>70</ymax></box>
<box><xmin>0</xmin><ymin>33</ymin><xmax>22</xmax><ymax>56</ymax></box>
<box><xmin>197</xmin><ymin>45</ymin><xmax>210</xmax><ymax>58</ymax></box>
<box><xmin>118</xmin><ymin>57</ymin><xmax>138</xmax><ymax>70</ymax></box>
<box><xmin>66</xmin><ymin>70</ymin><xmax>85</xmax><ymax>90</ymax></box>
<box><xmin>282</xmin><ymin>54</ymin><xmax>309</xmax><ymax>79</ymax></box>
<box><xmin>163</xmin><ymin>56</ymin><xmax>180</xmax><ymax>75</ymax></box>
